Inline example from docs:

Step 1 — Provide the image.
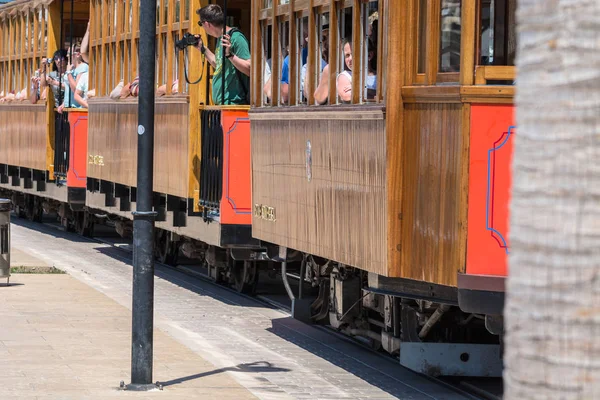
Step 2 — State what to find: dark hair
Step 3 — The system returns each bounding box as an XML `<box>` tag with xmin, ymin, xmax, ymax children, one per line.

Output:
<box><xmin>53</xmin><ymin>49</ymin><xmax>68</xmax><ymax>60</ymax></box>
<box><xmin>196</xmin><ymin>4</ymin><xmax>224</xmax><ymax>27</ymax></box>
<box><xmin>367</xmin><ymin>37</ymin><xmax>377</xmax><ymax>73</ymax></box>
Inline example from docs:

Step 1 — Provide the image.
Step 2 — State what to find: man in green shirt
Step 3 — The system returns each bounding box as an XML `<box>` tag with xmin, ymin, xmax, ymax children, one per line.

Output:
<box><xmin>195</xmin><ymin>4</ymin><xmax>251</xmax><ymax>105</ymax></box>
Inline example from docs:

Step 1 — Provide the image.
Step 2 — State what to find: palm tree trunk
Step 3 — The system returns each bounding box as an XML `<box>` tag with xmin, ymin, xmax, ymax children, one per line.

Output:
<box><xmin>504</xmin><ymin>0</ymin><xmax>600</xmax><ymax>398</ymax></box>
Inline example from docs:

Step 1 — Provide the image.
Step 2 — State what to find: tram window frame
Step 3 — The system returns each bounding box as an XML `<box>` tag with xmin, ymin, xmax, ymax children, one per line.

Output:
<box><xmin>411</xmin><ymin>0</ymin><xmax>462</xmax><ymax>85</ymax></box>
<box><xmin>473</xmin><ymin>0</ymin><xmax>516</xmax><ymax>85</ymax></box>
<box><xmin>89</xmin><ymin>0</ymin><xmax>192</xmax><ymax>98</ymax></box>
<box><xmin>0</xmin><ymin>5</ymin><xmax>48</xmax><ymax>99</ymax></box>
<box><xmin>253</xmin><ymin>0</ymin><xmax>385</xmax><ymax>108</ymax></box>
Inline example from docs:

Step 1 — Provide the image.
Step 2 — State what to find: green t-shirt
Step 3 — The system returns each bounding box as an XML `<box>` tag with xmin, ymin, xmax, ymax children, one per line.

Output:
<box><xmin>212</xmin><ymin>29</ymin><xmax>250</xmax><ymax>105</ymax></box>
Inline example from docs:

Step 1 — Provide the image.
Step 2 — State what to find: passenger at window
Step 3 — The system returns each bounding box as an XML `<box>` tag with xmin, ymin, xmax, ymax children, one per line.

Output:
<box><xmin>44</xmin><ymin>49</ymin><xmax>68</xmax><ymax>103</ymax></box>
<box><xmin>280</xmin><ymin>21</ymin><xmax>309</xmax><ymax>104</ymax></box>
<box><xmin>300</xmin><ymin>27</ymin><xmax>329</xmax><ymax>102</ymax></box>
<box><xmin>312</xmin><ymin>27</ymin><xmax>330</xmax><ymax>105</ymax></box>
<box><xmin>194</xmin><ymin>4</ymin><xmax>251</xmax><ymax>105</ymax></box>
<box><xmin>30</xmin><ymin>58</ymin><xmax>49</xmax><ymax>104</ymax></box>
<box><xmin>336</xmin><ymin>38</ymin><xmax>377</xmax><ymax>102</ymax></box>
<box><xmin>74</xmin><ymin>71</ymin><xmax>89</xmax><ymax>109</ymax></box>
<box><xmin>58</xmin><ymin>46</ymin><xmax>88</xmax><ymax>113</ymax></box>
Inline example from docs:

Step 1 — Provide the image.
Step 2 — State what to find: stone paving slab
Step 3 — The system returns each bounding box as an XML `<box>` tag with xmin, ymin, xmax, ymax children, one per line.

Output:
<box><xmin>0</xmin><ymin>273</ymin><xmax>256</xmax><ymax>400</ymax></box>
<box><xmin>8</xmin><ymin>219</ymin><xmax>471</xmax><ymax>400</ymax></box>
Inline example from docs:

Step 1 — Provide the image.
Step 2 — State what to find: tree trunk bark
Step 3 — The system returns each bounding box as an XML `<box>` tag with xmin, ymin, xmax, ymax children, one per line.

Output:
<box><xmin>505</xmin><ymin>0</ymin><xmax>600</xmax><ymax>399</ymax></box>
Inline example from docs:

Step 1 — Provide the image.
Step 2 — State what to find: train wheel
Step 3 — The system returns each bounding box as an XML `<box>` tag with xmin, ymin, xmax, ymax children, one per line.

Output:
<box><xmin>155</xmin><ymin>229</ymin><xmax>178</xmax><ymax>265</ymax></box>
<box><xmin>74</xmin><ymin>211</ymin><xmax>94</xmax><ymax>237</ymax></box>
<box><xmin>232</xmin><ymin>260</ymin><xmax>258</xmax><ymax>295</ymax></box>
<box><xmin>24</xmin><ymin>196</ymin><xmax>43</xmax><ymax>222</ymax></box>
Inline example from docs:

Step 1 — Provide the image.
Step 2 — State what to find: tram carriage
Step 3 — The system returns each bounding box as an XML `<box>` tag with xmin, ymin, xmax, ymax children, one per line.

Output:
<box><xmin>0</xmin><ymin>0</ymin><xmax>516</xmax><ymax>377</ymax></box>
<box><xmin>249</xmin><ymin>0</ymin><xmax>515</xmax><ymax>376</ymax></box>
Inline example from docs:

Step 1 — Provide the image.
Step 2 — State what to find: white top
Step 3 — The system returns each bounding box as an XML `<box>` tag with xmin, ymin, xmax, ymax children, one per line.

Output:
<box><xmin>338</xmin><ymin>70</ymin><xmax>377</xmax><ymax>90</ymax></box>
<box><xmin>337</xmin><ymin>70</ymin><xmax>377</xmax><ymax>101</ymax></box>
<box><xmin>76</xmin><ymin>72</ymin><xmax>89</xmax><ymax>100</ymax></box>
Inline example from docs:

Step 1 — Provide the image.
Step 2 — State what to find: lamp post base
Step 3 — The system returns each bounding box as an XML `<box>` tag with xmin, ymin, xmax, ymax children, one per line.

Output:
<box><xmin>119</xmin><ymin>381</ymin><xmax>163</xmax><ymax>391</ymax></box>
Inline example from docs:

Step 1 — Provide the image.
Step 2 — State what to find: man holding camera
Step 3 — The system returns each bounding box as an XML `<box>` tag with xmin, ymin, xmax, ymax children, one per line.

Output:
<box><xmin>195</xmin><ymin>5</ymin><xmax>250</xmax><ymax>105</ymax></box>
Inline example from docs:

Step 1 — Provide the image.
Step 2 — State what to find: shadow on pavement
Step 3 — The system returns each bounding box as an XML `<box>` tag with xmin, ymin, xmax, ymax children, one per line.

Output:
<box><xmin>161</xmin><ymin>361</ymin><xmax>291</xmax><ymax>387</ymax></box>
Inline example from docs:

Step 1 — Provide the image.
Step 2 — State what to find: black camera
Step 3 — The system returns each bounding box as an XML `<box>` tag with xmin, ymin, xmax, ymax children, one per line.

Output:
<box><xmin>175</xmin><ymin>32</ymin><xmax>201</xmax><ymax>51</ymax></box>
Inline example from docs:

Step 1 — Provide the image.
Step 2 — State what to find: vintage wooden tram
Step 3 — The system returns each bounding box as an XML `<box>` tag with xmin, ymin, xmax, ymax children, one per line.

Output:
<box><xmin>0</xmin><ymin>0</ymin><xmax>515</xmax><ymax>376</ymax></box>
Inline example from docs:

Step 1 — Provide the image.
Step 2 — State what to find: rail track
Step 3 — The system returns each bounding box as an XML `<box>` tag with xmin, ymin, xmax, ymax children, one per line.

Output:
<box><xmin>27</xmin><ymin>215</ymin><xmax>502</xmax><ymax>400</ymax></box>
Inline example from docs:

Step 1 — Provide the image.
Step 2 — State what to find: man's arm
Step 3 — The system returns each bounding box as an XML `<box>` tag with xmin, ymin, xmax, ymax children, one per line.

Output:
<box><xmin>195</xmin><ymin>37</ymin><xmax>216</xmax><ymax>68</ymax></box>
<box><xmin>223</xmin><ymin>33</ymin><xmax>251</xmax><ymax>76</ymax></box>
<box><xmin>81</xmin><ymin>22</ymin><xmax>90</xmax><ymax>63</ymax></box>
<box><xmin>314</xmin><ymin>64</ymin><xmax>330</xmax><ymax>105</ymax></box>
<box><xmin>229</xmin><ymin>54</ymin><xmax>251</xmax><ymax>77</ymax></box>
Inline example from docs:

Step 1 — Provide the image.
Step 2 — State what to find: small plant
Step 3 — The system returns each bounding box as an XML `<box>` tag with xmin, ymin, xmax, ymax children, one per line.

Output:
<box><xmin>9</xmin><ymin>266</ymin><xmax>65</xmax><ymax>274</ymax></box>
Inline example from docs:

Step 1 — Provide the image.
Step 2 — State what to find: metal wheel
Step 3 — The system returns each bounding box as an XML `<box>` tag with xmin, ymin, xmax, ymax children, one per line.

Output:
<box><xmin>155</xmin><ymin>229</ymin><xmax>178</xmax><ymax>265</ymax></box>
<box><xmin>75</xmin><ymin>210</ymin><xmax>94</xmax><ymax>237</ymax></box>
<box><xmin>232</xmin><ymin>260</ymin><xmax>258</xmax><ymax>294</ymax></box>
<box><xmin>24</xmin><ymin>196</ymin><xmax>43</xmax><ymax>222</ymax></box>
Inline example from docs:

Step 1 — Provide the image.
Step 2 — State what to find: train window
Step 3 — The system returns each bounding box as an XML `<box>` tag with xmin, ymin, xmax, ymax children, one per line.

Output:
<box><xmin>279</xmin><ymin>18</ymin><xmax>290</xmax><ymax>106</ymax></box>
<box><xmin>439</xmin><ymin>0</ymin><xmax>461</xmax><ymax>73</ymax></box>
<box><xmin>311</xmin><ymin>11</ymin><xmax>329</xmax><ymax>105</ymax></box>
<box><xmin>417</xmin><ymin>0</ymin><xmax>428</xmax><ymax>74</ymax></box>
<box><xmin>296</xmin><ymin>16</ymin><xmax>309</xmax><ymax>105</ymax></box>
<box><xmin>253</xmin><ymin>0</ymin><xmax>386</xmax><ymax>107</ymax></box>
<box><xmin>474</xmin><ymin>0</ymin><xmax>516</xmax><ymax>85</ymax></box>
<box><xmin>261</xmin><ymin>21</ymin><xmax>272</xmax><ymax>106</ymax></box>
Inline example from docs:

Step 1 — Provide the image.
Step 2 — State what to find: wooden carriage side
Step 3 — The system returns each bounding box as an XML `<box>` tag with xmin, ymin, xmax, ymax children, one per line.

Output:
<box><xmin>86</xmin><ymin>0</ymin><xmax>254</xmax><ymax>246</ymax></box>
<box><xmin>250</xmin><ymin>0</ymin><xmax>516</xmax><ymax>287</ymax></box>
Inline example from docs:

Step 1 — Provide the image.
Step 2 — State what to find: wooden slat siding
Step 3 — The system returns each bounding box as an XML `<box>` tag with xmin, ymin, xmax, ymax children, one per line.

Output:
<box><xmin>166</xmin><ymin>0</ymin><xmax>174</xmax><ymax>94</ymax></box>
<box><xmin>177</xmin><ymin>0</ymin><xmax>184</xmax><ymax>94</ymax></box>
<box><xmin>46</xmin><ymin>0</ymin><xmax>61</xmax><ymax>177</ymax></box>
<box><xmin>460</xmin><ymin>85</ymin><xmax>514</xmax><ymax>103</ymax></box>
<box><xmin>115</xmin><ymin>0</ymin><xmax>123</xmax><ymax>85</ymax></box>
<box><xmin>186</xmin><ymin>0</ymin><xmax>207</xmax><ymax>210</ymax></box>
<box><xmin>101</xmin><ymin>0</ymin><xmax>108</xmax><ymax>96</ymax></box>
<box><xmin>400</xmin><ymin>103</ymin><xmax>463</xmax><ymax>286</ymax></box>
<box><xmin>456</xmin><ymin>103</ymin><xmax>470</xmax><ymax>276</ymax></box>
<box><xmin>460</xmin><ymin>0</ymin><xmax>475</xmax><ymax>85</ymax></box>
<box><xmin>271</xmin><ymin>0</ymin><xmax>280</xmax><ymax>105</ymax></box>
<box><xmin>19</xmin><ymin>14</ymin><xmax>24</xmax><ymax>91</ymax></box>
<box><xmin>327</xmin><ymin>0</ymin><xmax>338</xmax><ymax>104</ymax></box>
<box><xmin>351</xmin><ymin>0</ymin><xmax>361</xmax><ymax>104</ymax></box>
<box><xmin>375</xmin><ymin>0</ymin><xmax>384</xmax><ymax>101</ymax></box>
<box><xmin>288</xmin><ymin>0</ymin><xmax>297</xmax><ymax>105</ymax></box>
<box><xmin>385</xmin><ymin>0</ymin><xmax>405</xmax><ymax>278</ymax></box>
<box><xmin>157</xmin><ymin>0</ymin><xmax>163</xmax><ymax>88</ymax></box>
<box><xmin>251</xmin><ymin>108</ymin><xmax>387</xmax><ymax>275</ymax></box>
<box><xmin>306</xmin><ymin>0</ymin><xmax>315</xmax><ymax>104</ymax></box>
<box><xmin>474</xmin><ymin>65</ymin><xmax>516</xmax><ymax>84</ymax></box>
<box><xmin>425</xmin><ymin>0</ymin><xmax>439</xmax><ymax>84</ymax></box>
<box><xmin>32</xmin><ymin>7</ymin><xmax>38</xmax><ymax>80</ymax></box>
<box><xmin>123</xmin><ymin>0</ymin><xmax>130</xmax><ymax>84</ymax></box>
<box><xmin>0</xmin><ymin>104</ymin><xmax>46</xmax><ymax>170</ymax></box>
<box><xmin>87</xmin><ymin>98</ymin><xmax>190</xmax><ymax>197</ymax></box>
<box><xmin>250</xmin><ymin>0</ymin><xmax>261</xmax><ymax>106</ymax></box>
<box><xmin>131</xmin><ymin>0</ymin><xmax>139</xmax><ymax>78</ymax></box>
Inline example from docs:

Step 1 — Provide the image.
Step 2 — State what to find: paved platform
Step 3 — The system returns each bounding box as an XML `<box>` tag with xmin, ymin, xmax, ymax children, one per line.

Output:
<box><xmin>4</xmin><ymin>219</ymin><xmax>471</xmax><ymax>400</ymax></box>
<box><xmin>0</xmin><ymin>274</ymin><xmax>256</xmax><ymax>399</ymax></box>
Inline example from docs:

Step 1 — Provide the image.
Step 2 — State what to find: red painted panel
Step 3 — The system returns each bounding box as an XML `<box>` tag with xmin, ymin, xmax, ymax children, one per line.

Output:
<box><xmin>466</xmin><ymin>105</ymin><xmax>515</xmax><ymax>277</ymax></box>
<box><xmin>220</xmin><ymin>110</ymin><xmax>251</xmax><ymax>225</ymax></box>
<box><xmin>67</xmin><ymin>111</ymin><xmax>88</xmax><ymax>188</ymax></box>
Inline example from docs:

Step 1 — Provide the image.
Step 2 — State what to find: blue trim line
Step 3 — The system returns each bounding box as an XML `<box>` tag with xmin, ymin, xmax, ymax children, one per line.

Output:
<box><xmin>485</xmin><ymin>125</ymin><xmax>516</xmax><ymax>255</ymax></box>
